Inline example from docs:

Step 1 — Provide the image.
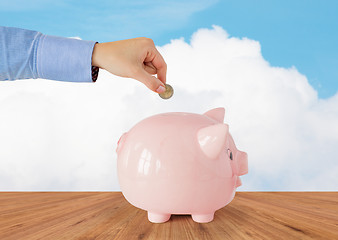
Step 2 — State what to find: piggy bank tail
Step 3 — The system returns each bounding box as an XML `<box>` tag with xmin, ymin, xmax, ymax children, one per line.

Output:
<box><xmin>116</xmin><ymin>132</ymin><xmax>128</xmax><ymax>154</ymax></box>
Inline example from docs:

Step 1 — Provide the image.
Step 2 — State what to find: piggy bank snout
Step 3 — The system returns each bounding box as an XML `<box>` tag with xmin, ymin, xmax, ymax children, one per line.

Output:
<box><xmin>237</xmin><ymin>151</ymin><xmax>248</xmax><ymax>176</ymax></box>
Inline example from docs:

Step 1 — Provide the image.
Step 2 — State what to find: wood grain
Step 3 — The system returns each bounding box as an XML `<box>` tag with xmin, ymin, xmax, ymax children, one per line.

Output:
<box><xmin>0</xmin><ymin>192</ymin><xmax>337</xmax><ymax>240</ymax></box>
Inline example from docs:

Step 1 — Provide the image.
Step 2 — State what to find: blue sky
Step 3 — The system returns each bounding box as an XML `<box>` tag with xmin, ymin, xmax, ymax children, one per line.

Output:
<box><xmin>1</xmin><ymin>0</ymin><xmax>337</xmax><ymax>98</ymax></box>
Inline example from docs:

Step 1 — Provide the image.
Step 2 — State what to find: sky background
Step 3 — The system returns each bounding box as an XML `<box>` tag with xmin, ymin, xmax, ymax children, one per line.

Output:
<box><xmin>0</xmin><ymin>1</ymin><xmax>337</xmax><ymax>191</ymax></box>
<box><xmin>1</xmin><ymin>0</ymin><xmax>337</xmax><ymax>98</ymax></box>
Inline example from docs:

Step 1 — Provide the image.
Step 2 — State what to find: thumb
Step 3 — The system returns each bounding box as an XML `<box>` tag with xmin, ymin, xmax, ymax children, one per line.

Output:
<box><xmin>134</xmin><ymin>69</ymin><xmax>166</xmax><ymax>93</ymax></box>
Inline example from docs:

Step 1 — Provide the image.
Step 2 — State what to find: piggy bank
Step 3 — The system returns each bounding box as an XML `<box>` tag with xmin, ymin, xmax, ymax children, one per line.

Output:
<box><xmin>116</xmin><ymin>107</ymin><xmax>248</xmax><ymax>223</ymax></box>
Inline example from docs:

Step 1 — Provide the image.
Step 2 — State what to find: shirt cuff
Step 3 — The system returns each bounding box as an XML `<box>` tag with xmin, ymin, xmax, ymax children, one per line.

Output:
<box><xmin>91</xmin><ymin>66</ymin><xmax>99</xmax><ymax>82</ymax></box>
<box><xmin>36</xmin><ymin>34</ymin><xmax>97</xmax><ymax>82</ymax></box>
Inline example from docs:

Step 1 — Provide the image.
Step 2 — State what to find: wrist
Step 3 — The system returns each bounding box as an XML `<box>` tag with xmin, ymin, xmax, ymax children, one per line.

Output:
<box><xmin>92</xmin><ymin>42</ymin><xmax>103</xmax><ymax>68</ymax></box>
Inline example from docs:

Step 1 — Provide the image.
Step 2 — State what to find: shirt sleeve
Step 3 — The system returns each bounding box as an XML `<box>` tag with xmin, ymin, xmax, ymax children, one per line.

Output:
<box><xmin>0</xmin><ymin>26</ymin><xmax>97</xmax><ymax>83</ymax></box>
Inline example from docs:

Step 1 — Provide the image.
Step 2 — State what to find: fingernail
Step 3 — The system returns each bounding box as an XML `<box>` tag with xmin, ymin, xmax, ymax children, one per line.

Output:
<box><xmin>156</xmin><ymin>85</ymin><xmax>166</xmax><ymax>93</ymax></box>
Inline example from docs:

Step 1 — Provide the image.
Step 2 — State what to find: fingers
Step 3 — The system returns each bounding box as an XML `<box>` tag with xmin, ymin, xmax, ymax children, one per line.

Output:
<box><xmin>134</xmin><ymin>68</ymin><xmax>166</xmax><ymax>93</ymax></box>
<box><xmin>139</xmin><ymin>43</ymin><xmax>167</xmax><ymax>92</ymax></box>
<box><xmin>144</xmin><ymin>61</ymin><xmax>157</xmax><ymax>75</ymax></box>
<box><xmin>142</xmin><ymin>41</ymin><xmax>167</xmax><ymax>85</ymax></box>
<box><xmin>148</xmin><ymin>48</ymin><xmax>167</xmax><ymax>85</ymax></box>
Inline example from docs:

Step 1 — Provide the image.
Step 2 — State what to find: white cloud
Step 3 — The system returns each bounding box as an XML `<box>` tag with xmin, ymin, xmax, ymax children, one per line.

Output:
<box><xmin>0</xmin><ymin>25</ymin><xmax>337</xmax><ymax>191</ymax></box>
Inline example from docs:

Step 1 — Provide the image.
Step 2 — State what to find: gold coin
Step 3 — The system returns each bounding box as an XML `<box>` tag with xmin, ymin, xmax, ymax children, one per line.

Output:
<box><xmin>159</xmin><ymin>84</ymin><xmax>174</xmax><ymax>99</ymax></box>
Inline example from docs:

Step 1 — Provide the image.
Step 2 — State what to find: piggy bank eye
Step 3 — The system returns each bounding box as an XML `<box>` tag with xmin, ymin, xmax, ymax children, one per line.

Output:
<box><xmin>227</xmin><ymin>149</ymin><xmax>233</xmax><ymax>160</ymax></box>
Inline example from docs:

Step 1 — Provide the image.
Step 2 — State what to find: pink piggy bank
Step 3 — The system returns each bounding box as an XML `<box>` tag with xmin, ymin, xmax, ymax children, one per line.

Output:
<box><xmin>116</xmin><ymin>107</ymin><xmax>248</xmax><ymax>223</ymax></box>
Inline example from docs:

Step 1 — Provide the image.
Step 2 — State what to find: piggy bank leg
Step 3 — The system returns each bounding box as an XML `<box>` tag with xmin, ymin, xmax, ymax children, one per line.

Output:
<box><xmin>191</xmin><ymin>213</ymin><xmax>214</xmax><ymax>223</ymax></box>
<box><xmin>148</xmin><ymin>212</ymin><xmax>171</xmax><ymax>223</ymax></box>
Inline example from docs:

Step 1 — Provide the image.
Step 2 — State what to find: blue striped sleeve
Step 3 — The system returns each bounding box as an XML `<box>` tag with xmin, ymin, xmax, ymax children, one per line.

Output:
<box><xmin>0</xmin><ymin>26</ymin><xmax>97</xmax><ymax>82</ymax></box>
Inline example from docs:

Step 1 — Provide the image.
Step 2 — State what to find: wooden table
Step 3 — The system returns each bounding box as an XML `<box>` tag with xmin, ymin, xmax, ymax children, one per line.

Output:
<box><xmin>0</xmin><ymin>192</ymin><xmax>337</xmax><ymax>240</ymax></box>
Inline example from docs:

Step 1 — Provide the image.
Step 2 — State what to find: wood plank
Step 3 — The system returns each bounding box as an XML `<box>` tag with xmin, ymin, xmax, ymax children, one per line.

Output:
<box><xmin>0</xmin><ymin>192</ymin><xmax>337</xmax><ymax>239</ymax></box>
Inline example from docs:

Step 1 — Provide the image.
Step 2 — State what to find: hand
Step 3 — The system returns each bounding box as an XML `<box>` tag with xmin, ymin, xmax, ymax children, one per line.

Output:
<box><xmin>92</xmin><ymin>37</ymin><xmax>167</xmax><ymax>93</ymax></box>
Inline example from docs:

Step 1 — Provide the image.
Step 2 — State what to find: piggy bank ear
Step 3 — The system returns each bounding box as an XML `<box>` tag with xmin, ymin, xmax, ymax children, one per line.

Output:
<box><xmin>203</xmin><ymin>107</ymin><xmax>225</xmax><ymax>123</ymax></box>
<box><xmin>197</xmin><ymin>123</ymin><xmax>228</xmax><ymax>159</ymax></box>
